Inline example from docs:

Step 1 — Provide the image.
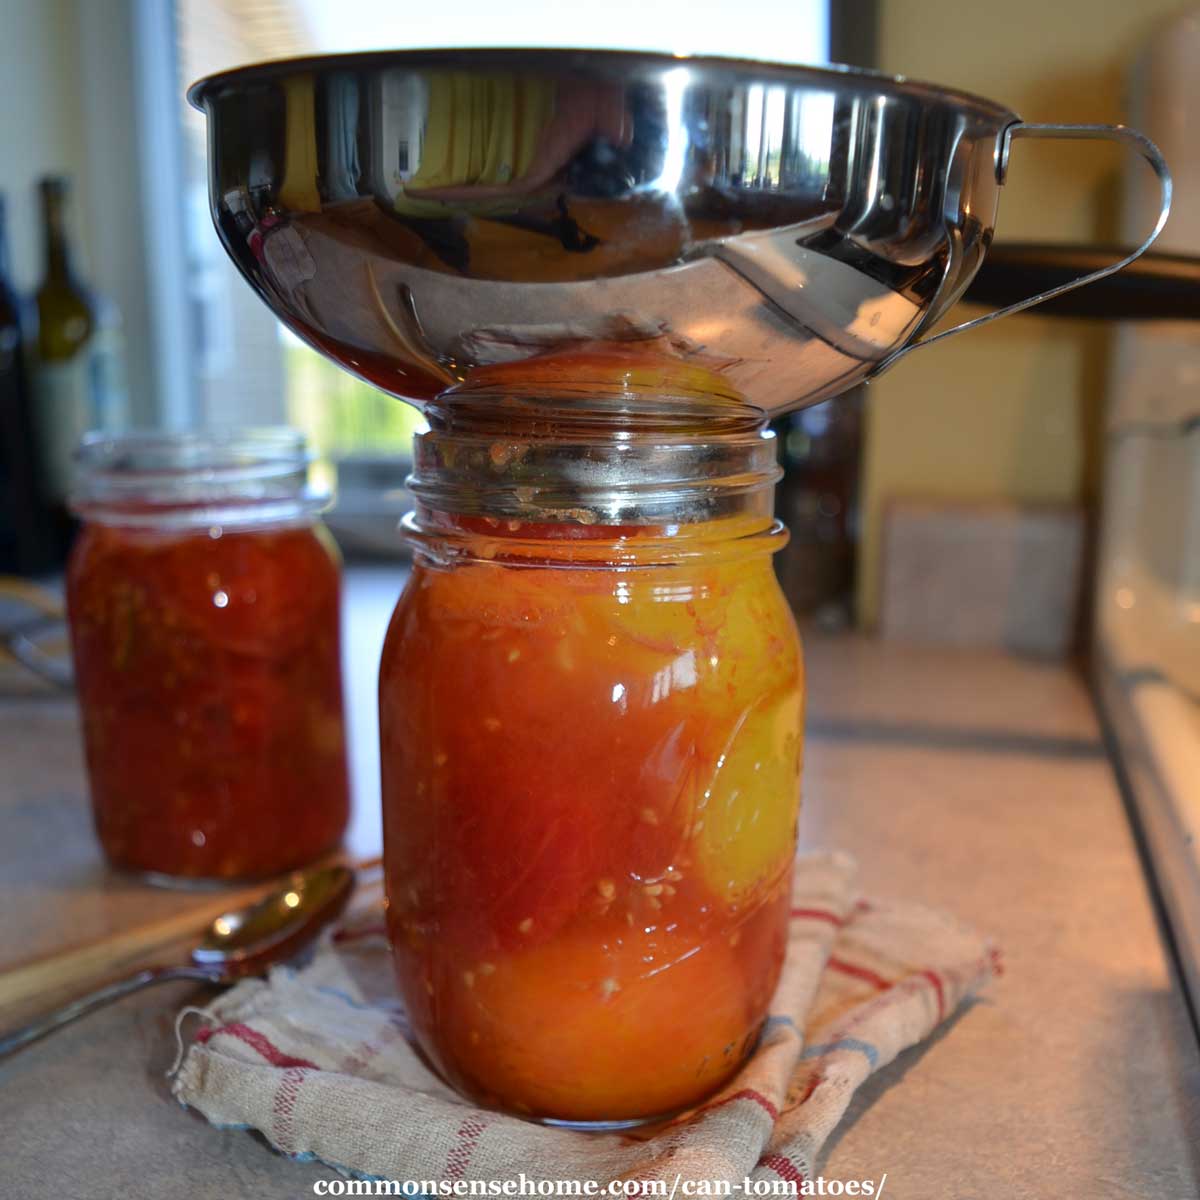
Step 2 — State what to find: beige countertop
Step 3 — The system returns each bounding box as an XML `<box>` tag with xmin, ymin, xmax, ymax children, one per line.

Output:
<box><xmin>1</xmin><ymin>567</ymin><xmax>1197</xmax><ymax>1198</ymax></box>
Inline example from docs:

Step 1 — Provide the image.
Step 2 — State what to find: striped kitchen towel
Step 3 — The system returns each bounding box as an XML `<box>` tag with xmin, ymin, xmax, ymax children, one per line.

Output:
<box><xmin>171</xmin><ymin>852</ymin><xmax>1000</xmax><ymax>1188</ymax></box>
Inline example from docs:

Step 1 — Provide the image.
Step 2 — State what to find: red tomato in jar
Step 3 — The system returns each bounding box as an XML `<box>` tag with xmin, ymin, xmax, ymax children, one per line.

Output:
<box><xmin>381</xmin><ymin>566</ymin><xmax>698</xmax><ymax>955</ymax></box>
<box><xmin>156</xmin><ymin>525</ymin><xmax>341</xmax><ymax>657</ymax></box>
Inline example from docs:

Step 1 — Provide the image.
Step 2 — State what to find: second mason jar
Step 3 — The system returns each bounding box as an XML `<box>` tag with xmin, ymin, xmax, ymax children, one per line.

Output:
<box><xmin>379</xmin><ymin>354</ymin><xmax>805</xmax><ymax>1124</ymax></box>
<box><xmin>67</xmin><ymin>429</ymin><xmax>350</xmax><ymax>884</ymax></box>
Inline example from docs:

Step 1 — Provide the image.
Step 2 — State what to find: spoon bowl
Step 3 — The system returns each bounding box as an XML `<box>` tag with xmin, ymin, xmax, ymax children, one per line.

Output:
<box><xmin>192</xmin><ymin>864</ymin><xmax>355</xmax><ymax>975</ymax></box>
<box><xmin>0</xmin><ymin>863</ymin><xmax>356</xmax><ymax>1059</ymax></box>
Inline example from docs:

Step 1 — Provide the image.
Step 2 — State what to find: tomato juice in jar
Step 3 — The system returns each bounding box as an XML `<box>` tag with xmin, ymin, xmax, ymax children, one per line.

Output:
<box><xmin>66</xmin><ymin>430</ymin><xmax>350</xmax><ymax>884</ymax></box>
<box><xmin>379</xmin><ymin>357</ymin><xmax>805</xmax><ymax>1124</ymax></box>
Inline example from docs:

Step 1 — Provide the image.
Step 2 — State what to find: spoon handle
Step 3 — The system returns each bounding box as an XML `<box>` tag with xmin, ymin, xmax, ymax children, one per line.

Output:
<box><xmin>0</xmin><ymin>965</ymin><xmax>219</xmax><ymax>1060</ymax></box>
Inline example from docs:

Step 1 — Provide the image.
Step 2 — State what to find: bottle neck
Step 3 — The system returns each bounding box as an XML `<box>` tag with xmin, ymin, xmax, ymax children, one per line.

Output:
<box><xmin>40</xmin><ymin>184</ymin><xmax>73</xmax><ymax>283</ymax></box>
<box><xmin>0</xmin><ymin>196</ymin><xmax>12</xmax><ymax>284</ymax></box>
<box><xmin>0</xmin><ymin>197</ymin><xmax>17</xmax><ymax>318</ymax></box>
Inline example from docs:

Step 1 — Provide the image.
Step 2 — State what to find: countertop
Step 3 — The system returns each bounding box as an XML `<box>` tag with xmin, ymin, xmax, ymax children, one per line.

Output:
<box><xmin>2</xmin><ymin>567</ymin><xmax>1198</xmax><ymax>1199</ymax></box>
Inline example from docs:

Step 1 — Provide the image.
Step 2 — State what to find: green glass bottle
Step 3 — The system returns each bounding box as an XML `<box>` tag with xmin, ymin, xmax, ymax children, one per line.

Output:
<box><xmin>0</xmin><ymin>191</ymin><xmax>58</xmax><ymax>572</ymax></box>
<box><xmin>34</xmin><ymin>176</ymin><xmax>96</xmax><ymax>505</ymax></box>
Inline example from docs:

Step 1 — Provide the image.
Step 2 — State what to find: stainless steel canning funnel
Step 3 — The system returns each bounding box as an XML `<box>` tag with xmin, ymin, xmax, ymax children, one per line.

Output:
<box><xmin>188</xmin><ymin>49</ymin><xmax>1172</xmax><ymax>416</ymax></box>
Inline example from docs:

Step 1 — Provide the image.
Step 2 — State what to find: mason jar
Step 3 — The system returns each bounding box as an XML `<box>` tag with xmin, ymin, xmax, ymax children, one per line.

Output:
<box><xmin>379</xmin><ymin>354</ymin><xmax>805</xmax><ymax>1125</ymax></box>
<box><xmin>66</xmin><ymin>429</ymin><xmax>350</xmax><ymax>884</ymax></box>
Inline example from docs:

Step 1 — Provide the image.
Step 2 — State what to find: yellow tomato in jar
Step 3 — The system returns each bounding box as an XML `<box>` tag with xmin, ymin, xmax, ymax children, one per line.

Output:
<box><xmin>433</xmin><ymin>914</ymin><xmax>757</xmax><ymax>1121</ymax></box>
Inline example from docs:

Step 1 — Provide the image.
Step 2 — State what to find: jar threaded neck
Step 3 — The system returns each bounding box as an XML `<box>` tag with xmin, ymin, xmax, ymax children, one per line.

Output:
<box><xmin>409</xmin><ymin>389</ymin><xmax>781</xmax><ymax>528</ymax></box>
<box><xmin>71</xmin><ymin>429</ymin><xmax>329</xmax><ymax>530</ymax></box>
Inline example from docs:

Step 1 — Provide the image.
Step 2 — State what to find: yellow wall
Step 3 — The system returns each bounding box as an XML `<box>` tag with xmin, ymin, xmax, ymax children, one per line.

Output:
<box><xmin>858</xmin><ymin>0</ymin><xmax>1191</xmax><ymax>625</ymax></box>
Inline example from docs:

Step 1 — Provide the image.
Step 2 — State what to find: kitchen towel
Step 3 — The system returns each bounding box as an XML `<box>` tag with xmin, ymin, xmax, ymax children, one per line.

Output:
<box><xmin>171</xmin><ymin>852</ymin><xmax>1000</xmax><ymax>1188</ymax></box>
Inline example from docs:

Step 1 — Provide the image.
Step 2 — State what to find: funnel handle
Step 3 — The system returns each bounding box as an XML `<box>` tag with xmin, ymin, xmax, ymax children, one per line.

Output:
<box><xmin>879</xmin><ymin>122</ymin><xmax>1172</xmax><ymax>370</ymax></box>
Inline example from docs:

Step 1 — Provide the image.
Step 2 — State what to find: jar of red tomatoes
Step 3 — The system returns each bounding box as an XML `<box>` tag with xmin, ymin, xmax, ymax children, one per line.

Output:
<box><xmin>67</xmin><ymin>430</ymin><xmax>350</xmax><ymax>885</ymax></box>
<box><xmin>379</xmin><ymin>353</ymin><xmax>805</xmax><ymax>1125</ymax></box>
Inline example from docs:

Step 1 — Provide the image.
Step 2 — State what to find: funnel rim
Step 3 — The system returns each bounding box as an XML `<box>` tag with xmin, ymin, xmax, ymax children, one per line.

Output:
<box><xmin>186</xmin><ymin>46</ymin><xmax>1017</xmax><ymax>125</ymax></box>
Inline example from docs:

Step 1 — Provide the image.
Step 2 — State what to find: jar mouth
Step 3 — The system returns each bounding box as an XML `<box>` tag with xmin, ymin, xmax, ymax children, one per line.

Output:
<box><xmin>410</xmin><ymin>390</ymin><xmax>781</xmax><ymax>528</ymax></box>
<box><xmin>430</xmin><ymin>387</ymin><xmax>767</xmax><ymax>440</ymax></box>
<box><xmin>436</xmin><ymin>345</ymin><xmax>765</xmax><ymax>438</ymax></box>
<box><xmin>71</xmin><ymin>428</ymin><xmax>330</xmax><ymax>529</ymax></box>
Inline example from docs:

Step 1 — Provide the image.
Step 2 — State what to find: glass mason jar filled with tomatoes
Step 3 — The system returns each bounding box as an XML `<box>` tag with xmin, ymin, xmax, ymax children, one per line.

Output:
<box><xmin>67</xmin><ymin>430</ymin><xmax>350</xmax><ymax>885</ymax></box>
<box><xmin>380</xmin><ymin>354</ymin><xmax>805</xmax><ymax>1125</ymax></box>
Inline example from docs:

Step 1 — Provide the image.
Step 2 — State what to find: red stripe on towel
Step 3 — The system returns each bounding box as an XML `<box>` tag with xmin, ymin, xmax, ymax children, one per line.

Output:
<box><xmin>272</xmin><ymin>1065</ymin><xmax>310</xmax><ymax>1152</ymax></box>
<box><xmin>827</xmin><ymin>956</ymin><xmax>891</xmax><ymax>991</ymax></box>
<box><xmin>761</xmin><ymin>1153</ymin><xmax>807</xmax><ymax>1185</ymax></box>
<box><xmin>919</xmin><ymin>969</ymin><xmax>946</xmax><ymax>1022</ymax></box>
<box><xmin>687</xmin><ymin>1087</ymin><xmax>780</xmax><ymax>1126</ymax></box>
<box><xmin>722</xmin><ymin>1088</ymin><xmax>780</xmax><ymax>1122</ymax></box>
<box><xmin>208</xmin><ymin>1022</ymin><xmax>319</xmax><ymax>1070</ymax></box>
<box><xmin>445</xmin><ymin>1114</ymin><xmax>488</xmax><ymax>1179</ymax></box>
<box><xmin>789</xmin><ymin>907</ymin><xmax>844</xmax><ymax>926</ymax></box>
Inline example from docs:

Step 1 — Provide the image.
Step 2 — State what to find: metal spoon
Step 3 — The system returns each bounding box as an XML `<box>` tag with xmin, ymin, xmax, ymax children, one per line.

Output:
<box><xmin>0</xmin><ymin>863</ymin><xmax>355</xmax><ymax>1059</ymax></box>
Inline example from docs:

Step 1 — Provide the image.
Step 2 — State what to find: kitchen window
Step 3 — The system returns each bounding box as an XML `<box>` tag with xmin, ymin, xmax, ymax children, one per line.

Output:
<box><xmin>139</xmin><ymin>0</ymin><xmax>831</xmax><ymax>523</ymax></box>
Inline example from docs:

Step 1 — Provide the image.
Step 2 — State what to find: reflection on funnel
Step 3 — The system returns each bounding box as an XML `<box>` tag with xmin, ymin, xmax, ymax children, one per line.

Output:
<box><xmin>647</xmin><ymin>67</ymin><xmax>690</xmax><ymax>195</ymax></box>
